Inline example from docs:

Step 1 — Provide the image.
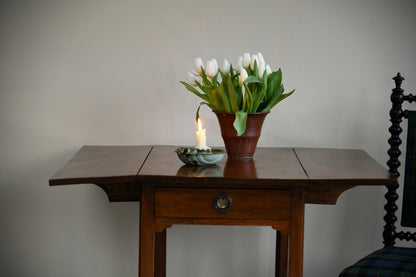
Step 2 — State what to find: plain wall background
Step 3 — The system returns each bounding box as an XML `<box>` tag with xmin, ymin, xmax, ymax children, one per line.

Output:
<box><xmin>1</xmin><ymin>0</ymin><xmax>415</xmax><ymax>276</ymax></box>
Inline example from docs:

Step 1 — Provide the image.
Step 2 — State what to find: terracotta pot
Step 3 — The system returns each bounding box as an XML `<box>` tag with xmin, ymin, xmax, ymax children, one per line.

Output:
<box><xmin>214</xmin><ymin>112</ymin><xmax>269</xmax><ymax>158</ymax></box>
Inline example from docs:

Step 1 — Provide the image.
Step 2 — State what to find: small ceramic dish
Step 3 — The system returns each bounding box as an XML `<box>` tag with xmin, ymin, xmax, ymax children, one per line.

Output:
<box><xmin>175</xmin><ymin>147</ymin><xmax>225</xmax><ymax>166</ymax></box>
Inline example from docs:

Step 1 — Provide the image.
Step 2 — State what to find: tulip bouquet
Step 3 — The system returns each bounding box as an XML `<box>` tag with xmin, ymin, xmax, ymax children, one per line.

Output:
<box><xmin>180</xmin><ymin>52</ymin><xmax>294</xmax><ymax>136</ymax></box>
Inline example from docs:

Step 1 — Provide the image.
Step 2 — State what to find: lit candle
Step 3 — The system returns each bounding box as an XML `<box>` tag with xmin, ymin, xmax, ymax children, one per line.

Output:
<box><xmin>196</xmin><ymin>118</ymin><xmax>210</xmax><ymax>150</ymax></box>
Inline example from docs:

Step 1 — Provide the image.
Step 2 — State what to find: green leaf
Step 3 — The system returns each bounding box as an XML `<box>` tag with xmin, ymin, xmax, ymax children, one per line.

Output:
<box><xmin>276</xmin><ymin>68</ymin><xmax>282</xmax><ymax>85</ymax></box>
<box><xmin>243</xmin><ymin>83</ymin><xmax>254</xmax><ymax>112</ymax></box>
<box><xmin>212</xmin><ymin>71</ymin><xmax>220</xmax><ymax>87</ymax></box>
<box><xmin>262</xmin><ymin>71</ymin><xmax>268</xmax><ymax>93</ymax></box>
<box><xmin>195</xmin><ymin>102</ymin><xmax>214</xmax><ymax>121</ymax></box>
<box><xmin>233</xmin><ymin>110</ymin><xmax>248</xmax><ymax>136</ymax></box>
<box><xmin>253</xmin><ymin>60</ymin><xmax>258</xmax><ymax>78</ymax></box>
<box><xmin>263</xmin><ymin>70</ymin><xmax>283</xmax><ymax>107</ymax></box>
<box><xmin>229</xmin><ymin>64</ymin><xmax>235</xmax><ymax>79</ymax></box>
<box><xmin>195</xmin><ymin>80</ymin><xmax>208</xmax><ymax>94</ymax></box>
<box><xmin>269</xmin><ymin>89</ymin><xmax>295</xmax><ymax>110</ymax></box>
<box><xmin>217</xmin><ymin>82</ymin><xmax>232</xmax><ymax>112</ymax></box>
<box><xmin>244</xmin><ymin>76</ymin><xmax>260</xmax><ymax>84</ymax></box>
<box><xmin>231</xmin><ymin>76</ymin><xmax>244</xmax><ymax>108</ymax></box>
<box><xmin>206</xmin><ymin>88</ymin><xmax>221</xmax><ymax>111</ymax></box>
<box><xmin>200</xmin><ymin>68</ymin><xmax>212</xmax><ymax>87</ymax></box>
<box><xmin>260</xmin><ymin>85</ymin><xmax>284</xmax><ymax>112</ymax></box>
<box><xmin>196</xmin><ymin>105</ymin><xmax>201</xmax><ymax>121</ymax></box>
<box><xmin>225</xmin><ymin>74</ymin><xmax>239</xmax><ymax>112</ymax></box>
<box><xmin>208</xmin><ymin>86</ymin><xmax>231</xmax><ymax>112</ymax></box>
<box><xmin>246</xmin><ymin>67</ymin><xmax>253</xmax><ymax>76</ymax></box>
<box><xmin>180</xmin><ymin>81</ymin><xmax>209</xmax><ymax>102</ymax></box>
<box><xmin>260</xmin><ymin>87</ymin><xmax>294</xmax><ymax>112</ymax></box>
<box><xmin>252</xmin><ymin>87</ymin><xmax>266</xmax><ymax>112</ymax></box>
<box><xmin>266</xmin><ymin>69</ymin><xmax>282</xmax><ymax>92</ymax></box>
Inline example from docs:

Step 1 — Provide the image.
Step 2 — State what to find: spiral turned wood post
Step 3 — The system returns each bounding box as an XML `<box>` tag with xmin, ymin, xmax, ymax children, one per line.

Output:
<box><xmin>384</xmin><ymin>73</ymin><xmax>404</xmax><ymax>247</ymax></box>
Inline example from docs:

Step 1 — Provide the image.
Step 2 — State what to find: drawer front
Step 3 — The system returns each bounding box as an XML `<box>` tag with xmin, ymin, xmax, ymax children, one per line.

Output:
<box><xmin>155</xmin><ymin>188</ymin><xmax>290</xmax><ymax>220</ymax></box>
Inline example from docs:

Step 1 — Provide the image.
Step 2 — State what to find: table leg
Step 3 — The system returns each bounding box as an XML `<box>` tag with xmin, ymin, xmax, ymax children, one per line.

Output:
<box><xmin>288</xmin><ymin>189</ymin><xmax>305</xmax><ymax>277</ymax></box>
<box><xmin>155</xmin><ymin>229</ymin><xmax>166</xmax><ymax>277</ymax></box>
<box><xmin>275</xmin><ymin>231</ymin><xmax>288</xmax><ymax>277</ymax></box>
<box><xmin>139</xmin><ymin>185</ymin><xmax>155</xmax><ymax>277</ymax></box>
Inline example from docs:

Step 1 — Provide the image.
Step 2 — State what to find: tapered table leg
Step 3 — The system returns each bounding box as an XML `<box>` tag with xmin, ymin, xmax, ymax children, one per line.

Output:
<box><xmin>288</xmin><ymin>189</ymin><xmax>305</xmax><ymax>277</ymax></box>
<box><xmin>139</xmin><ymin>185</ymin><xmax>155</xmax><ymax>277</ymax></box>
<box><xmin>276</xmin><ymin>231</ymin><xmax>288</xmax><ymax>277</ymax></box>
<box><xmin>155</xmin><ymin>229</ymin><xmax>166</xmax><ymax>277</ymax></box>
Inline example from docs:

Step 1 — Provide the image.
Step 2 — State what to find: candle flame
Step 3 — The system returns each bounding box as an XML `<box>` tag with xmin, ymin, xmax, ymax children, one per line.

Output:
<box><xmin>197</xmin><ymin>118</ymin><xmax>203</xmax><ymax>131</ymax></box>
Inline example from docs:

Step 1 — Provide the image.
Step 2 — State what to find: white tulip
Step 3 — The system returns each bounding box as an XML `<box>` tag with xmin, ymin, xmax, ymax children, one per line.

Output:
<box><xmin>239</xmin><ymin>68</ymin><xmax>248</xmax><ymax>84</ymax></box>
<box><xmin>257</xmin><ymin>52</ymin><xmax>265</xmax><ymax>67</ymax></box>
<box><xmin>220</xmin><ymin>59</ymin><xmax>230</xmax><ymax>74</ymax></box>
<box><xmin>187</xmin><ymin>71</ymin><xmax>199</xmax><ymax>86</ymax></box>
<box><xmin>250</xmin><ymin>54</ymin><xmax>258</xmax><ymax>70</ymax></box>
<box><xmin>265</xmin><ymin>64</ymin><xmax>272</xmax><ymax>75</ymax></box>
<box><xmin>194</xmin><ymin>57</ymin><xmax>204</xmax><ymax>74</ymax></box>
<box><xmin>236</xmin><ymin>56</ymin><xmax>243</xmax><ymax>70</ymax></box>
<box><xmin>205</xmin><ymin>59</ymin><xmax>218</xmax><ymax>78</ymax></box>
<box><xmin>258</xmin><ymin>63</ymin><xmax>266</xmax><ymax>79</ymax></box>
<box><xmin>257</xmin><ymin>55</ymin><xmax>265</xmax><ymax>70</ymax></box>
<box><xmin>242</xmin><ymin>52</ymin><xmax>251</xmax><ymax>68</ymax></box>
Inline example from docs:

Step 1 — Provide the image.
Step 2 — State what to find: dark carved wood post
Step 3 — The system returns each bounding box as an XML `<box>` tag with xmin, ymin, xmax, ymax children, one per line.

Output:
<box><xmin>385</xmin><ymin>73</ymin><xmax>404</xmax><ymax>247</ymax></box>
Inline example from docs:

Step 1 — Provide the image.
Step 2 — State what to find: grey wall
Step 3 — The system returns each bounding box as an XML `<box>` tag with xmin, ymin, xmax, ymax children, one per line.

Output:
<box><xmin>1</xmin><ymin>0</ymin><xmax>415</xmax><ymax>276</ymax></box>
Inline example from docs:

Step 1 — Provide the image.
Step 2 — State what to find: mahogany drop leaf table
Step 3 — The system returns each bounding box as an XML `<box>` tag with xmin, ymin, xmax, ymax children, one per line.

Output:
<box><xmin>49</xmin><ymin>145</ymin><xmax>396</xmax><ymax>277</ymax></box>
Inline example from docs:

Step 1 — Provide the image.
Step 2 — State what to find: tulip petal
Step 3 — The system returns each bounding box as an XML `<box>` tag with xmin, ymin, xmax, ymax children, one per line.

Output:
<box><xmin>257</xmin><ymin>52</ymin><xmax>265</xmax><ymax>67</ymax></box>
<box><xmin>266</xmin><ymin>65</ymin><xmax>272</xmax><ymax>75</ymax></box>
<box><xmin>194</xmin><ymin>57</ymin><xmax>204</xmax><ymax>73</ymax></box>
<box><xmin>250</xmin><ymin>54</ymin><xmax>258</xmax><ymax>70</ymax></box>
<box><xmin>242</xmin><ymin>52</ymin><xmax>251</xmax><ymax>68</ymax></box>
<box><xmin>221</xmin><ymin>59</ymin><xmax>230</xmax><ymax>73</ymax></box>
<box><xmin>239</xmin><ymin>68</ymin><xmax>248</xmax><ymax>84</ymax></box>
<box><xmin>206</xmin><ymin>59</ymin><xmax>218</xmax><ymax>78</ymax></box>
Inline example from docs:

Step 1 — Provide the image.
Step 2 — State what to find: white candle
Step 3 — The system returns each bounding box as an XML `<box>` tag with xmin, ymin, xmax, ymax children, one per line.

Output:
<box><xmin>196</xmin><ymin>118</ymin><xmax>210</xmax><ymax>150</ymax></box>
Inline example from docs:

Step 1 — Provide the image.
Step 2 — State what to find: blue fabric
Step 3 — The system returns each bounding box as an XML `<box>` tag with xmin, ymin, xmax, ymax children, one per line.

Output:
<box><xmin>401</xmin><ymin>111</ymin><xmax>416</xmax><ymax>227</ymax></box>
<box><xmin>339</xmin><ymin>247</ymin><xmax>416</xmax><ymax>277</ymax></box>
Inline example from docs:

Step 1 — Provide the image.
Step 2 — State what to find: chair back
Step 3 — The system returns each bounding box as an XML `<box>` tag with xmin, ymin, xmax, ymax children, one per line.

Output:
<box><xmin>401</xmin><ymin>111</ymin><xmax>416</xmax><ymax>228</ymax></box>
<box><xmin>385</xmin><ymin>73</ymin><xmax>416</xmax><ymax>246</ymax></box>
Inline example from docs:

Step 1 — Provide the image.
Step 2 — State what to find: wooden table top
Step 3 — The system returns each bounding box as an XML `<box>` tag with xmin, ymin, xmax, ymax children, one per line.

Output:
<box><xmin>49</xmin><ymin>145</ymin><xmax>397</xmax><ymax>204</ymax></box>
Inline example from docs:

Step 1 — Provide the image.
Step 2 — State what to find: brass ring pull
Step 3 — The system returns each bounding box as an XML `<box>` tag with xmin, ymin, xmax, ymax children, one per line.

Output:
<box><xmin>213</xmin><ymin>193</ymin><xmax>232</xmax><ymax>213</ymax></box>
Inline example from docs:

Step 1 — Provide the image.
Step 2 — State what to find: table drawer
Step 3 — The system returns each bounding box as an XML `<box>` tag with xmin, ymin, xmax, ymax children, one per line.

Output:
<box><xmin>155</xmin><ymin>188</ymin><xmax>290</xmax><ymax>220</ymax></box>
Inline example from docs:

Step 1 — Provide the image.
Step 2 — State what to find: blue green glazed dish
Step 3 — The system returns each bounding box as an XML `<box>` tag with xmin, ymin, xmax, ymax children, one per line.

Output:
<box><xmin>175</xmin><ymin>147</ymin><xmax>225</xmax><ymax>166</ymax></box>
